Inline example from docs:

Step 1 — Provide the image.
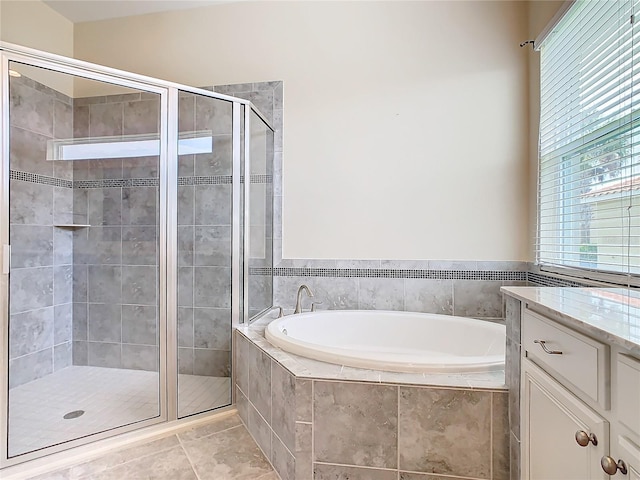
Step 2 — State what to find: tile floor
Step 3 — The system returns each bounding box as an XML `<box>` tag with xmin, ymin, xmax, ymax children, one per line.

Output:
<box><xmin>27</xmin><ymin>413</ymin><xmax>277</xmax><ymax>480</ymax></box>
<box><xmin>9</xmin><ymin>366</ymin><xmax>230</xmax><ymax>457</ymax></box>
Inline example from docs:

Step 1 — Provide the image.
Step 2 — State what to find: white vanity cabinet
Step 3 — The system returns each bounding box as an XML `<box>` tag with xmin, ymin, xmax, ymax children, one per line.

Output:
<box><xmin>521</xmin><ymin>307</ymin><xmax>640</xmax><ymax>480</ymax></box>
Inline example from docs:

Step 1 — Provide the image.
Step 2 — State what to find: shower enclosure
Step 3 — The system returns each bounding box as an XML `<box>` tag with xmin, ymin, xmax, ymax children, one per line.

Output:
<box><xmin>0</xmin><ymin>43</ymin><xmax>274</xmax><ymax>468</ymax></box>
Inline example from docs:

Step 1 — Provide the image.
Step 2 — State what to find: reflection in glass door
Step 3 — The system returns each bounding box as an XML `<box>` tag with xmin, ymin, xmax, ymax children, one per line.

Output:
<box><xmin>6</xmin><ymin>62</ymin><xmax>164</xmax><ymax>457</ymax></box>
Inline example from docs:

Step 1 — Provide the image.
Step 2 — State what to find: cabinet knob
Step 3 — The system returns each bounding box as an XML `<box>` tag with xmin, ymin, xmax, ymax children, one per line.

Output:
<box><xmin>575</xmin><ymin>430</ymin><xmax>598</xmax><ymax>447</ymax></box>
<box><xmin>601</xmin><ymin>456</ymin><xmax>628</xmax><ymax>475</ymax></box>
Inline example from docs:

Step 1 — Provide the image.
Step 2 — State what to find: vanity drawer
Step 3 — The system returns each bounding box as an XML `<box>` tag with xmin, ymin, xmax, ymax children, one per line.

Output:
<box><xmin>522</xmin><ymin>309</ymin><xmax>609</xmax><ymax>408</ymax></box>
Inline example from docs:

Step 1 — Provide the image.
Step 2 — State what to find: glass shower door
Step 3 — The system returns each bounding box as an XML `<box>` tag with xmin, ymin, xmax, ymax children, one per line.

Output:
<box><xmin>5</xmin><ymin>61</ymin><xmax>165</xmax><ymax>458</ymax></box>
<box><xmin>177</xmin><ymin>91</ymin><xmax>233</xmax><ymax>417</ymax></box>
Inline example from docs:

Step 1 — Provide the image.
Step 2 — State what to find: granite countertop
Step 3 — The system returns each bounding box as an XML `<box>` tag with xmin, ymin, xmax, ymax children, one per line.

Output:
<box><xmin>501</xmin><ymin>286</ymin><xmax>640</xmax><ymax>356</ymax></box>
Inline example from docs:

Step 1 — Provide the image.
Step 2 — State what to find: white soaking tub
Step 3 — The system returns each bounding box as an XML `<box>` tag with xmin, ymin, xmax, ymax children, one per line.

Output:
<box><xmin>265</xmin><ymin>310</ymin><xmax>505</xmax><ymax>373</ymax></box>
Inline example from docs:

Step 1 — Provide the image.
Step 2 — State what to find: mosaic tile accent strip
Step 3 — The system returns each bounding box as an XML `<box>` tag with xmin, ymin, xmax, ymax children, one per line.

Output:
<box><xmin>260</xmin><ymin>267</ymin><xmax>527</xmax><ymax>281</ymax></box>
<box><xmin>250</xmin><ymin>174</ymin><xmax>272</xmax><ymax>184</ymax></box>
<box><xmin>527</xmin><ymin>272</ymin><xmax>589</xmax><ymax>287</ymax></box>
<box><xmin>10</xmin><ymin>170</ymin><xmax>73</xmax><ymax>188</ymax></box>
<box><xmin>239</xmin><ymin>175</ymin><xmax>273</xmax><ymax>184</ymax></box>
<box><xmin>74</xmin><ymin>178</ymin><xmax>160</xmax><ymax>189</ymax></box>
<box><xmin>178</xmin><ymin>175</ymin><xmax>232</xmax><ymax>186</ymax></box>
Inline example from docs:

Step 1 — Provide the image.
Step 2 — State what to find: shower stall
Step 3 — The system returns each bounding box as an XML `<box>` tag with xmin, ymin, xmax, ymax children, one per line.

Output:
<box><xmin>0</xmin><ymin>43</ymin><xmax>274</xmax><ymax>468</ymax></box>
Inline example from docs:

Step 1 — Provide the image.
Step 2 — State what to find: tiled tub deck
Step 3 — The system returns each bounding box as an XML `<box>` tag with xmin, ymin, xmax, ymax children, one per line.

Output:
<box><xmin>235</xmin><ymin>318</ymin><xmax>509</xmax><ymax>480</ymax></box>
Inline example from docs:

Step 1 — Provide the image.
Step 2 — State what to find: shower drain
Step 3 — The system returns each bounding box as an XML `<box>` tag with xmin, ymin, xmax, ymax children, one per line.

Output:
<box><xmin>63</xmin><ymin>410</ymin><xmax>85</xmax><ymax>420</ymax></box>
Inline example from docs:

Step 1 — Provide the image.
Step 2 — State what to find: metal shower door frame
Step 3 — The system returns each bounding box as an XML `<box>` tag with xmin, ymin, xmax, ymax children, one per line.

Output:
<box><xmin>0</xmin><ymin>41</ymin><xmax>275</xmax><ymax>470</ymax></box>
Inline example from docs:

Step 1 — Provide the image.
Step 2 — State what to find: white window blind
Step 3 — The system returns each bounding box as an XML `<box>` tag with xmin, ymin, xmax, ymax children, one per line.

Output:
<box><xmin>538</xmin><ymin>0</ymin><xmax>640</xmax><ymax>277</ymax></box>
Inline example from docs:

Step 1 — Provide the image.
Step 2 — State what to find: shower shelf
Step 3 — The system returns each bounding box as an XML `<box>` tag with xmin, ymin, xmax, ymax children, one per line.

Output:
<box><xmin>54</xmin><ymin>224</ymin><xmax>90</xmax><ymax>228</ymax></box>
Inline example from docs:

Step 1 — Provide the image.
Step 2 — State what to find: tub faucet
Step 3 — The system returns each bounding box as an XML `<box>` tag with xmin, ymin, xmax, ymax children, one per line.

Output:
<box><xmin>294</xmin><ymin>284</ymin><xmax>314</xmax><ymax>314</ymax></box>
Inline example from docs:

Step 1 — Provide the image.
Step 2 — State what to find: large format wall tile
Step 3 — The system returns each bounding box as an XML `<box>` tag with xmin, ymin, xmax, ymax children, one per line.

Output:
<box><xmin>122</xmin><ymin>344</ymin><xmax>158</xmax><ymax>371</ymax></box>
<box><xmin>122</xmin><ymin>187</ymin><xmax>157</xmax><ymax>225</ymax></box>
<box><xmin>194</xmin><ymin>267</ymin><xmax>231</xmax><ymax>308</ymax></box>
<box><xmin>194</xmin><ymin>226</ymin><xmax>232</xmax><ymax>267</ymax></box>
<box><xmin>89</xmin><ymin>102</ymin><xmax>123</xmax><ymax>137</ymax></box>
<box><xmin>9</xmin><ymin>348</ymin><xmax>52</xmax><ymax>388</ymax></box>
<box><xmin>122</xmin><ymin>265</ymin><xmax>157</xmax><ymax>305</ymax></box>
<box><xmin>123</xmin><ymin>100</ymin><xmax>159</xmax><ymax>135</ymax></box>
<box><xmin>10</xmin><ymin>180</ymin><xmax>53</xmax><ymax>225</ymax></box>
<box><xmin>358</xmin><ymin>278</ymin><xmax>404</xmax><ymax>310</ymax></box>
<box><xmin>194</xmin><ymin>308</ymin><xmax>230</xmax><ymax>349</ymax></box>
<box><xmin>248</xmin><ymin>342</ymin><xmax>272</xmax><ymax>422</ymax></box>
<box><xmin>122</xmin><ymin>305</ymin><xmax>157</xmax><ymax>345</ymax></box>
<box><xmin>195</xmin><ymin>96</ymin><xmax>232</xmax><ymax>136</ymax></box>
<box><xmin>88</xmin><ymin>303</ymin><xmax>121</xmax><ymax>342</ymax></box>
<box><xmin>248</xmin><ymin>404</ymin><xmax>273</xmax><ymax>462</ymax></box>
<box><xmin>10</xmin><ymin>225</ymin><xmax>53</xmax><ymax>268</ymax></box>
<box><xmin>453</xmin><ymin>280</ymin><xmax>504</xmax><ymax>318</ymax></box>
<box><xmin>271</xmin><ymin>362</ymin><xmax>296</xmax><ymax>452</ymax></box>
<box><xmin>399</xmin><ymin>386</ymin><xmax>492</xmax><ymax>478</ymax></box>
<box><xmin>193</xmin><ymin>348</ymin><xmax>230</xmax><ymax>376</ymax></box>
<box><xmin>122</xmin><ymin>226</ymin><xmax>157</xmax><ymax>265</ymax></box>
<box><xmin>314</xmin><ymin>381</ymin><xmax>398</xmax><ymax>469</ymax></box>
<box><xmin>493</xmin><ymin>392</ymin><xmax>510</xmax><ymax>480</ymax></box>
<box><xmin>404</xmin><ymin>279</ymin><xmax>453</xmax><ymax>314</ymax></box>
<box><xmin>88</xmin><ymin>341</ymin><xmax>122</xmax><ymax>368</ymax></box>
<box><xmin>10</xmin><ymin>80</ymin><xmax>54</xmax><ymax>137</ymax></box>
<box><xmin>88</xmin><ymin>265</ymin><xmax>122</xmax><ymax>304</ymax></box>
<box><xmin>9</xmin><ymin>307</ymin><xmax>54</xmax><ymax>359</ymax></box>
<box><xmin>54</xmin><ymin>303</ymin><xmax>73</xmax><ymax>344</ymax></box>
<box><xmin>271</xmin><ymin>432</ymin><xmax>295</xmax><ymax>480</ymax></box>
<box><xmin>10</xmin><ymin>266</ymin><xmax>54</xmax><ymax>314</ymax></box>
<box><xmin>10</xmin><ymin>126</ymin><xmax>52</xmax><ymax>176</ymax></box>
<box><xmin>88</xmin><ymin>189</ymin><xmax>122</xmax><ymax>226</ymax></box>
<box><xmin>194</xmin><ymin>134</ymin><xmax>232</xmax><ymax>176</ymax></box>
<box><xmin>194</xmin><ymin>184</ymin><xmax>232</xmax><ymax>226</ymax></box>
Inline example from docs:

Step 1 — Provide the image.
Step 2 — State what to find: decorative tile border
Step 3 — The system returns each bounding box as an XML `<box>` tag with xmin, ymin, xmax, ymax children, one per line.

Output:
<box><xmin>10</xmin><ymin>170</ymin><xmax>72</xmax><ymax>188</ymax></box>
<box><xmin>12</xmin><ymin>171</ymin><xmax>271</xmax><ymax>189</ymax></box>
<box><xmin>74</xmin><ymin>178</ymin><xmax>160</xmax><ymax>189</ymax></box>
<box><xmin>251</xmin><ymin>266</ymin><xmax>527</xmax><ymax>281</ymax></box>
<box><xmin>178</xmin><ymin>175</ymin><xmax>231</xmax><ymax>186</ymax></box>
<box><xmin>526</xmin><ymin>272</ymin><xmax>586</xmax><ymax>287</ymax></box>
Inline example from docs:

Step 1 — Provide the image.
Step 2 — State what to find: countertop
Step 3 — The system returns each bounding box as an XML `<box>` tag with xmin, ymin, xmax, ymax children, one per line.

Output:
<box><xmin>501</xmin><ymin>286</ymin><xmax>640</xmax><ymax>356</ymax></box>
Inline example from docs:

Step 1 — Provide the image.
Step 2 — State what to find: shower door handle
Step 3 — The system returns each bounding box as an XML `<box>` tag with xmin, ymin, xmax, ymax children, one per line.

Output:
<box><xmin>2</xmin><ymin>245</ymin><xmax>10</xmax><ymax>274</ymax></box>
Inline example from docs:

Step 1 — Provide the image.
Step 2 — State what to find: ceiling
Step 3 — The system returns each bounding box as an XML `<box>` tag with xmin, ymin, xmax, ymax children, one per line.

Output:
<box><xmin>43</xmin><ymin>0</ymin><xmax>233</xmax><ymax>23</ymax></box>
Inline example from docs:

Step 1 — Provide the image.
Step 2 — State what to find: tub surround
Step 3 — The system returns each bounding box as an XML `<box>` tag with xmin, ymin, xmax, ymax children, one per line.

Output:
<box><xmin>235</xmin><ymin>315</ymin><xmax>508</xmax><ymax>480</ymax></box>
<box><xmin>502</xmin><ymin>286</ymin><xmax>640</xmax><ymax>480</ymax></box>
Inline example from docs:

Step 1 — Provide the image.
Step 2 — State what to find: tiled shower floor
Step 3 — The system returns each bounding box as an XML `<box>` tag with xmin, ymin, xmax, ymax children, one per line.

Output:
<box><xmin>8</xmin><ymin>366</ymin><xmax>230</xmax><ymax>457</ymax></box>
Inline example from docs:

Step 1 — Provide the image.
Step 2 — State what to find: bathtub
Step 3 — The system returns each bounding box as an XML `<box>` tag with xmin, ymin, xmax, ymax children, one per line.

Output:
<box><xmin>264</xmin><ymin>310</ymin><xmax>505</xmax><ymax>373</ymax></box>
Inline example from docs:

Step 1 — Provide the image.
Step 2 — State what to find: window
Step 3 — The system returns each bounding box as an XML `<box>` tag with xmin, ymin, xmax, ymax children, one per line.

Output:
<box><xmin>538</xmin><ymin>0</ymin><xmax>640</xmax><ymax>279</ymax></box>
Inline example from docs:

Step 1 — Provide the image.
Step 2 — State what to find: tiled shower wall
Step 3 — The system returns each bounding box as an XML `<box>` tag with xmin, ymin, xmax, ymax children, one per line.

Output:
<box><xmin>70</xmin><ymin>92</ymin><xmax>161</xmax><ymax>371</ymax></box>
<box><xmin>8</xmin><ymin>75</ymin><xmax>74</xmax><ymax>388</ymax></box>
<box><xmin>214</xmin><ymin>81</ymin><xmax>281</xmax><ymax>318</ymax></box>
<box><xmin>9</xmin><ymin>77</ymin><xmax>238</xmax><ymax>384</ymax></box>
<box><xmin>176</xmin><ymin>91</ymin><xmax>233</xmax><ymax>377</ymax></box>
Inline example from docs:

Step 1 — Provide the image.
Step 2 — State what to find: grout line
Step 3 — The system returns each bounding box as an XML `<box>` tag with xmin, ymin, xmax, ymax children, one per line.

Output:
<box><xmin>176</xmin><ymin>433</ymin><xmax>203</xmax><ymax>480</ymax></box>
<box><xmin>397</xmin><ymin>385</ymin><xmax>400</xmax><ymax>473</ymax></box>
<box><xmin>311</xmin><ymin>379</ymin><xmax>315</xmax><ymax>476</ymax></box>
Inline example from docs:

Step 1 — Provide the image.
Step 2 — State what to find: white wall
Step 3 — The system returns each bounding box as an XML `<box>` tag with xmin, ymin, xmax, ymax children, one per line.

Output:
<box><xmin>72</xmin><ymin>1</ymin><xmax>529</xmax><ymax>261</ymax></box>
<box><xmin>0</xmin><ymin>0</ymin><xmax>74</xmax><ymax>96</ymax></box>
